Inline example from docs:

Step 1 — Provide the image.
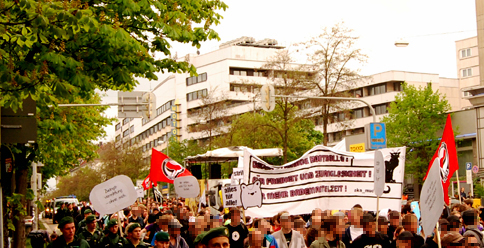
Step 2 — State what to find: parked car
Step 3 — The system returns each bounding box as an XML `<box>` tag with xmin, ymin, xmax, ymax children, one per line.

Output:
<box><xmin>24</xmin><ymin>215</ymin><xmax>34</xmax><ymax>234</ymax></box>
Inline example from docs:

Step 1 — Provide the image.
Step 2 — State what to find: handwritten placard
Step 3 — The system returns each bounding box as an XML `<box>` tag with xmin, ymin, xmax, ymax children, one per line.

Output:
<box><xmin>174</xmin><ymin>176</ymin><xmax>200</xmax><ymax>198</ymax></box>
<box><xmin>222</xmin><ymin>185</ymin><xmax>242</xmax><ymax>208</ymax></box>
<box><xmin>89</xmin><ymin>175</ymin><xmax>137</xmax><ymax>217</ymax></box>
<box><xmin>420</xmin><ymin>159</ymin><xmax>444</xmax><ymax>238</ymax></box>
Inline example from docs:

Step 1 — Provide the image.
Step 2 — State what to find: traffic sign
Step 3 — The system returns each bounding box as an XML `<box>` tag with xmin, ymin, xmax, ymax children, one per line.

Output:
<box><xmin>365</xmin><ymin>122</ymin><xmax>387</xmax><ymax>150</ymax></box>
<box><xmin>466</xmin><ymin>162</ymin><xmax>472</xmax><ymax>170</ymax></box>
<box><xmin>473</xmin><ymin>165</ymin><xmax>479</xmax><ymax>174</ymax></box>
<box><xmin>260</xmin><ymin>84</ymin><xmax>275</xmax><ymax>112</ymax></box>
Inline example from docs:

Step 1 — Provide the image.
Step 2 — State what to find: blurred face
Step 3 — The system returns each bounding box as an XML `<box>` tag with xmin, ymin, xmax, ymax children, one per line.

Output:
<box><xmin>61</xmin><ymin>223</ymin><xmax>76</xmax><ymax>240</ymax></box>
<box><xmin>260</xmin><ymin>219</ymin><xmax>271</xmax><ymax>233</ymax></box>
<box><xmin>231</xmin><ymin>211</ymin><xmax>240</xmax><ymax>226</ymax></box>
<box><xmin>155</xmin><ymin>240</ymin><xmax>170</xmax><ymax>248</ymax></box>
<box><xmin>109</xmin><ymin>224</ymin><xmax>119</xmax><ymax>234</ymax></box>
<box><xmin>249</xmin><ymin>230</ymin><xmax>263</xmax><ymax>247</ymax></box>
<box><xmin>466</xmin><ymin>236</ymin><xmax>480</xmax><ymax>248</ymax></box>
<box><xmin>281</xmin><ymin>216</ymin><xmax>292</xmax><ymax>230</ymax></box>
<box><xmin>350</xmin><ymin>209</ymin><xmax>361</xmax><ymax>225</ymax></box>
<box><xmin>396</xmin><ymin>239</ymin><xmax>412</xmax><ymax>248</ymax></box>
<box><xmin>335</xmin><ymin>218</ymin><xmax>345</xmax><ymax>236</ymax></box>
<box><xmin>390</xmin><ymin>216</ymin><xmax>400</xmax><ymax>227</ymax></box>
<box><xmin>311</xmin><ymin>210</ymin><xmax>322</xmax><ymax>228</ymax></box>
<box><xmin>208</xmin><ymin>237</ymin><xmax>230</xmax><ymax>248</ymax></box>
<box><xmin>378</xmin><ymin>223</ymin><xmax>388</xmax><ymax>233</ymax></box>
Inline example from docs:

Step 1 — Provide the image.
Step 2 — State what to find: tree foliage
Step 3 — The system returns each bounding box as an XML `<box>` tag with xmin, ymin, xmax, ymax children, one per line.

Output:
<box><xmin>1</xmin><ymin>0</ymin><xmax>227</xmax><ymax>246</ymax></box>
<box><xmin>300</xmin><ymin>22</ymin><xmax>367</xmax><ymax>145</ymax></box>
<box><xmin>381</xmin><ymin>82</ymin><xmax>451</xmax><ymax>196</ymax></box>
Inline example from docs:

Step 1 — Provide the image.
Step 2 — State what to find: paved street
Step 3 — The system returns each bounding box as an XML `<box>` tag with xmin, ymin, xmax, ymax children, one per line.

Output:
<box><xmin>39</xmin><ymin>217</ymin><xmax>58</xmax><ymax>235</ymax></box>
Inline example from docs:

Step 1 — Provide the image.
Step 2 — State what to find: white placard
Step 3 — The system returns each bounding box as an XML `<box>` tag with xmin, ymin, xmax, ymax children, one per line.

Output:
<box><xmin>136</xmin><ymin>187</ymin><xmax>145</xmax><ymax>198</ymax></box>
<box><xmin>89</xmin><ymin>175</ymin><xmax>138</xmax><ymax>217</ymax></box>
<box><xmin>222</xmin><ymin>185</ymin><xmax>242</xmax><ymax>208</ymax></box>
<box><xmin>374</xmin><ymin>150</ymin><xmax>385</xmax><ymax>197</ymax></box>
<box><xmin>420</xmin><ymin>159</ymin><xmax>444</xmax><ymax>239</ymax></box>
<box><xmin>174</xmin><ymin>176</ymin><xmax>200</xmax><ymax>198</ymax></box>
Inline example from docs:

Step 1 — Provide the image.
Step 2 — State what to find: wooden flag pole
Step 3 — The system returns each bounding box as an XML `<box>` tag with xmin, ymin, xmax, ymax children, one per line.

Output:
<box><xmin>456</xmin><ymin>170</ymin><xmax>462</xmax><ymax>204</ymax></box>
<box><xmin>436</xmin><ymin>222</ymin><xmax>442</xmax><ymax>248</ymax></box>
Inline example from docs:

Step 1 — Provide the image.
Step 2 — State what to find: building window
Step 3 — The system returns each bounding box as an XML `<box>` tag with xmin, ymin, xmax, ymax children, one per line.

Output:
<box><xmin>393</xmin><ymin>82</ymin><xmax>402</xmax><ymax>92</ymax></box>
<box><xmin>353</xmin><ymin>108</ymin><xmax>363</xmax><ymax>119</ymax></box>
<box><xmin>115</xmin><ymin>123</ymin><xmax>121</xmax><ymax>131</ymax></box>
<box><xmin>156</xmin><ymin>100</ymin><xmax>175</xmax><ymax>116</ymax></box>
<box><xmin>462</xmin><ymin>68</ymin><xmax>472</xmax><ymax>77</ymax></box>
<box><xmin>122</xmin><ymin>118</ymin><xmax>132</xmax><ymax>125</ymax></box>
<box><xmin>115</xmin><ymin>135</ymin><xmax>121</xmax><ymax>142</ymax></box>
<box><xmin>374</xmin><ymin>104</ymin><xmax>388</xmax><ymax>115</ymax></box>
<box><xmin>187</xmin><ymin>89</ymin><xmax>208</xmax><ymax>102</ymax></box>
<box><xmin>186</xmin><ymin>73</ymin><xmax>208</xmax><ymax>86</ymax></box>
<box><xmin>130</xmin><ymin>125</ymin><xmax>134</xmax><ymax>133</ymax></box>
<box><xmin>123</xmin><ymin>129</ymin><xmax>130</xmax><ymax>137</ymax></box>
<box><xmin>368</xmin><ymin>84</ymin><xmax>386</xmax><ymax>96</ymax></box>
<box><xmin>354</xmin><ymin>88</ymin><xmax>363</xmax><ymax>97</ymax></box>
<box><xmin>461</xmin><ymin>48</ymin><xmax>471</xmax><ymax>58</ymax></box>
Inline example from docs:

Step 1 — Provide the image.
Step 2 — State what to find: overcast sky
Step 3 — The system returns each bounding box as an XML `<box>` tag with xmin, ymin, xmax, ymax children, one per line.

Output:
<box><xmin>100</xmin><ymin>0</ymin><xmax>478</xmax><ymax>141</ymax></box>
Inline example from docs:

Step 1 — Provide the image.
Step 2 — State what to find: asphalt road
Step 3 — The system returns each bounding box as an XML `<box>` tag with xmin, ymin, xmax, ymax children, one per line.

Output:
<box><xmin>40</xmin><ymin>217</ymin><xmax>58</xmax><ymax>235</ymax></box>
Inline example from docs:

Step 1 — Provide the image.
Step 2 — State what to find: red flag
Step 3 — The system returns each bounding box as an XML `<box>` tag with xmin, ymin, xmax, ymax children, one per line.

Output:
<box><xmin>150</xmin><ymin>148</ymin><xmax>192</xmax><ymax>184</ymax></box>
<box><xmin>142</xmin><ymin>175</ymin><xmax>156</xmax><ymax>190</ymax></box>
<box><xmin>424</xmin><ymin>114</ymin><xmax>458</xmax><ymax>205</ymax></box>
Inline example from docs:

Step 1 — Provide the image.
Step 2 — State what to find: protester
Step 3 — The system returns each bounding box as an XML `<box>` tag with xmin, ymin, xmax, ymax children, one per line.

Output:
<box><xmin>201</xmin><ymin>226</ymin><xmax>230</xmax><ymax>248</ymax></box>
<box><xmin>342</xmin><ymin>205</ymin><xmax>364</xmax><ymax>247</ymax></box>
<box><xmin>167</xmin><ymin>218</ymin><xmax>189</xmax><ymax>248</ymax></box>
<box><xmin>225</xmin><ymin>208</ymin><xmax>249</xmax><ymax>247</ymax></box>
<box><xmin>441</xmin><ymin>232</ymin><xmax>465</xmax><ymax>248</ymax></box>
<box><xmin>351</xmin><ymin>213</ymin><xmax>390</xmax><ymax>248</ymax></box>
<box><xmin>272</xmin><ymin>213</ymin><xmax>306</xmax><ymax>248</ymax></box>
<box><xmin>125</xmin><ymin>223</ymin><xmax>150</xmax><ymax>248</ymax></box>
<box><xmin>461</xmin><ymin>209</ymin><xmax>484</xmax><ymax>248</ymax></box>
<box><xmin>99</xmin><ymin>219</ymin><xmax>128</xmax><ymax>247</ymax></box>
<box><xmin>401</xmin><ymin>214</ymin><xmax>424</xmax><ymax>248</ymax></box>
<box><xmin>154</xmin><ymin>231</ymin><xmax>171</xmax><ymax>248</ymax></box>
<box><xmin>47</xmin><ymin>217</ymin><xmax>89</xmax><ymax>248</ymax></box>
<box><xmin>309</xmin><ymin>215</ymin><xmax>345</xmax><ymax>248</ymax></box>
<box><xmin>254</xmin><ymin>218</ymin><xmax>279</xmax><ymax>248</ymax></box>
<box><xmin>78</xmin><ymin>215</ymin><xmax>103</xmax><ymax>248</ymax></box>
<box><xmin>421</xmin><ymin>219</ymin><xmax>449</xmax><ymax>248</ymax></box>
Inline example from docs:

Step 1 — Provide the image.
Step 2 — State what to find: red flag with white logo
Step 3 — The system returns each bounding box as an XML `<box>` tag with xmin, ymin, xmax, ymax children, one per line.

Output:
<box><xmin>150</xmin><ymin>148</ymin><xmax>192</xmax><ymax>184</ymax></box>
<box><xmin>142</xmin><ymin>175</ymin><xmax>156</xmax><ymax>190</ymax></box>
<box><xmin>424</xmin><ymin>114</ymin><xmax>458</xmax><ymax>205</ymax></box>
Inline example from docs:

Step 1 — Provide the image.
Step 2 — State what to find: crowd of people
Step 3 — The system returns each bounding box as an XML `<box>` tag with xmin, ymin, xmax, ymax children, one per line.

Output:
<box><xmin>38</xmin><ymin>197</ymin><xmax>484</xmax><ymax>248</ymax></box>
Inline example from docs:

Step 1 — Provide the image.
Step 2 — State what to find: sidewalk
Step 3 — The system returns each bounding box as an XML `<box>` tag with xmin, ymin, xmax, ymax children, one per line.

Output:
<box><xmin>39</xmin><ymin>218</ymin><xmax>57</xmax><ymax>235</ymax></box>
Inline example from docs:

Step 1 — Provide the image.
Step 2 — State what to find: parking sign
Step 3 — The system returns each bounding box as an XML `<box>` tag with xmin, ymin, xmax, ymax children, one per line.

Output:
<box><xmin>366</xmin><ymin>123</ymin><xmax>387</xmax><ymax>150</ymax></box>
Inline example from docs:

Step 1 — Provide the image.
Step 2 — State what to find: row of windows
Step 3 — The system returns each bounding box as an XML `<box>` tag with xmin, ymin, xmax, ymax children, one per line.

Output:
<box><xmin>330</xmin><ymin>104</ymin><xmax>389</xmax><ymax>123</ymax></box>
<box><xmin>186</xmin><ymin>73</ymin><xmax>207</xmax><ymax>86</ymax></box>
<box><xmin>230</xmin><ymin>84</ymin><xmax>261</xmax><ymax>93</ymax></box>
<box><xmin>137</xmin><ymin>116</ymin><xmax>172</xmax><ymax>142</ymax></box>
<box><xmin>115</xmin><ymin>123</ymin><xmax>121</xmax><ymax>131</ymax></box>
<box><xmin>461</xmin><ymin>48</ymin><xmax>472</xmax><ymax>58</ymax></box>
<box><xmin>187</xmin><ymin>89</ymin><xmax>208</xmax><ymax>102</ymax></box>
<box><xmin>230</xmin><ymin>68</ymin><xmax>267</xmax><ymax>77</ymax></box>
<box><xmin>329</xmin><ymin>128</ymin><xmax>365</xmax><ymax>143</ymax></box>
<box><xmin>353</xmin><ymin>82</ymin><xmax>402</xmax><ymax>98</ymax></box>
<box><xmin>141</xmin><ymin>134</ymin><xmax>169</xmax><ymax>152</ymax></box>
<box><xmin>462</xmin><ymin>68</ymin><xmax>473</xmax><ymax>78</ymax></box>
<box><xmin>156</xmin><ymin>100</ymin><xmax>175</xmax><ymax>117</ymax></box>
<box><xmin>122</xmin><ymin>118</ymin><xmax>133</xmax><ymax>125</ymax></box>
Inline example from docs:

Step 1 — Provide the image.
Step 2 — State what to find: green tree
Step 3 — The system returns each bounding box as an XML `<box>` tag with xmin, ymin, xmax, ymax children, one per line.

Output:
<box><xmin>0</xmin><ymin>0</ymin><xmax>227</xmax><ymax>246</ymax></box>
<box><xmin>301</xmin><ymin>22</ymin><xmax>368</xmax><ymax>145</ymax></box>
<box><xmin>98</xmin><ymin>141</ymin><xmax>148</xmax><ymax>182</ymax></box>
<box><xmin>381</xmin><ymin>82</ymin><xmax>451</xmax><ymax>198</ymax></box>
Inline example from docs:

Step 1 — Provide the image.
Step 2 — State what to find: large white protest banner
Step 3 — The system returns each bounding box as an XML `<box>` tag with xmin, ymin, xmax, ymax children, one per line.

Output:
<box><xmin>243</xmin><ymin>145</ymin><xmax>405</xmax><ymax>218</ymax></box>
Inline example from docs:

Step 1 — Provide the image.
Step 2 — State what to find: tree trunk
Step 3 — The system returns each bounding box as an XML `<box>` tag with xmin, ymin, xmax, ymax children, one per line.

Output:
<box><xmin>13</xmin><ymin>167</ymin><xmax>28</xmax><ymax>248</ymax></box>
<box><xmin>323</xmin><ymin>115</ymin><xmax>329</xmax><ymax>146</ymax></box>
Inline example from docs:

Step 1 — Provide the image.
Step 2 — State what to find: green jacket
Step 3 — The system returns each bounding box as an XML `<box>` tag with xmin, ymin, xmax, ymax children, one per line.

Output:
<box><xmin>78</xmin><ymin>227</ymin><xmax>103</xmax><ymax>248</ymax></box>
<box><xmin>47</xmin><ymin>235</ymin><xmax>90</xmax><ymax>248</ymax></box>
<box><xmin>122</xmin><ymin>240</ymin><xmax>151</xmax><ymax>248</ymax></box>
<box><xmin>99</xmin><ymin>233</ymin><xmax>128</xmax><ymax>248</ymax></box>
<box><xmin>309</xmin><ymin>236</ymin><xmax>345</xmax><ymax>248</ymax></box>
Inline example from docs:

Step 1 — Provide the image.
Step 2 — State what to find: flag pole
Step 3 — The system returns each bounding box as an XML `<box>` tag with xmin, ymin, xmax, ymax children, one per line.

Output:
<box><xmin>436</xmin><ymin>222</ymin><xmax>442</xmax><ymax>248</ymax></box>
<box><xmin>456</xmin><ymin>170</ymin><xmax>462</xmax><ymax>204</ymax></box>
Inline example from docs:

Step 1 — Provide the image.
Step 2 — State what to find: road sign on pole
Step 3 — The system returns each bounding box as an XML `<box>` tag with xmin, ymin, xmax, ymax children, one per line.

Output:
<box><xmin>260</xmin><ymin>84</ymin><xmax>275</xmax><ymax>112</ymax></box>
<box><xmin>118</xmin><ymin>91</ymin><xmax>156</xmax><ymax>118</ymax></box>
<box><xmin>365</xmin><ymin>123</ymin><xmax>387</xmax><ymax>150</ymax></box>
<box><xmin>466</xmin><ymin>162</ymin><xmax>473</xmax><ymax>184</ymax></box>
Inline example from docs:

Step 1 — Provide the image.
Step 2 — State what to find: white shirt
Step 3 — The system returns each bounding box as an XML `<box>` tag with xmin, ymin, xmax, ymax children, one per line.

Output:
<box><xmin>350</xmin><ymin>225</ymin><xmax>364</xmax><ymax>241</ymax></box>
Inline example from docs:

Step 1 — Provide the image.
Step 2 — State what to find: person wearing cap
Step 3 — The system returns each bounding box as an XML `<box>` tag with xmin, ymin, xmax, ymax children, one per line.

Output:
<box><xmin>342</xmin><ymin>205</ymin><xmax>364</xmax><ymax>248</ymax></box>
<box><xmin>225</xmin><ymin>208</ymin><xmax>249</xmax><ymax>248</ymax></box>
<box><xmin>99</xmin><ymin>218</ymin><xmax>128</xmax><ymax>248</ymax></box>
<box><xmin>309</xmin><ymin>215</ymin><xmax>345</xmax><ymax>248</ymax></box>
<box><xmin>377</xmin><ymin>216</ymin><xmax>389</xmax><ymax>240</ymax></box>
<box><xmin>193</xmin><ymin>231</ymin><xmax>207</xmax><ymax>248</ymax></box>
<box><xmin>167</xmin><ymin>218</ymin><xmax>189</xmax><ymax>248</ymax></box>
<box><xmin>47</xmin><ymin>217</ymin><xmax>90</xmax><ymax>248</ymax></box>
<box><xmin>78</xmin><ymin>215</ymin><xmax>103</xmax><ymax>248</ymax></box>
<box><xmin>441</xmin><ymin>232</ymin><xmax>465</xmax><ymax>248</ymax></box>
<box><xmin>351</xmin><ymin>213</ymin><xmax>390</xmax><ymax>248</ymax></box>
<box><xmin>154</xmin><ymin>231</ymin><xmax>170</xmax><ymax>248</ymax></box>
<box><xmin>272</xmin><ymin>213</ymin><xmax>306</xmax><ymax>248</ymax></box>
<box><xmin>77</xmin><ymin>209</ymin><xmax>94</xmax><ymax>233</ymax></box>
<box><xmin>461</xmin><ymin>209</ymin><xmax>484</xmax><ymax>248</ymax></box>
<box><xmin>201</xmin><ymin>226</ymin><xmax>230</xmax><ymax>248</ymax></box>
<box><xmin>124</xmin><ymin>223</ymin><xmax>150</xmax><ymax>248</ymax></box>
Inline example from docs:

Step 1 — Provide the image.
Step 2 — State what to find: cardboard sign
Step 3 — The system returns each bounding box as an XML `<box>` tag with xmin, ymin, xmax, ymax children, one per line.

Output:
<box><xmin>89</xmin><ymin>175</ymin><xmax>137</xmax><ymax>217</ymax></box>
<box><xmin>374</xmin><ymin>150</ymin><xmax>385</xmax><ymax>197</ymax></box>
<box><xmin>420</xmin><ymin>159</ymin><xmax>444</xmax><ymax>239</ymax></box>
<box><xmin>222</xmin><ymin>185</ymin><xmax>242</xmax><ymax>208</ymax></box>
<box><xmin>174</xmin><ymin>176</ymin><xmax>200</xmax><ymax>198</ymax></box>
<box><xmin>136</xmin><ymin>187</ymin><xmax>145</xmax><ymax>198</ymax></box>
<box><xmin>231</xmin><ymin>168</ymin><xmax>244</xmax><ymax>185</ymax></box>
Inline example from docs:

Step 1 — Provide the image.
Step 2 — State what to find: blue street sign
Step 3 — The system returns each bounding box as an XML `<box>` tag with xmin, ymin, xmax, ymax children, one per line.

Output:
<box><xmin>466</xmin><ymin>162</ymin><xmax>472</xmax><ymax>170</ymax></box>
<box><xmin>368</xmin><ymin>123</ymin><xmax>386</xmax><ymax>150</ymax></box>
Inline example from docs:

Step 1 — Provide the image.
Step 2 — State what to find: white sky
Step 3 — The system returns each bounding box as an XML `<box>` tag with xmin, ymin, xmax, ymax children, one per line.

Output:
<box><xmin>100</xmin><ymin>0</ymin><xmax>478</xmax><ymax>141</ymax></box>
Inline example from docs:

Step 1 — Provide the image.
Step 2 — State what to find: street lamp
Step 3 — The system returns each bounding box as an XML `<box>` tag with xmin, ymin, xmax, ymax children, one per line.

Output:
<box><xmin>394</xmin><ymin>38</ymin><xmax>409</xmax><ymax>47</ymax></box>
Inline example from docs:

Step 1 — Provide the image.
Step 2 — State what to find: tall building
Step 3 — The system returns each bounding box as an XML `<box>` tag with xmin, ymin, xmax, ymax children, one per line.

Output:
<box><xmin>114</xmin><ymin>36</ymin><xmax>467</xmax><ymax>163</ymax></box>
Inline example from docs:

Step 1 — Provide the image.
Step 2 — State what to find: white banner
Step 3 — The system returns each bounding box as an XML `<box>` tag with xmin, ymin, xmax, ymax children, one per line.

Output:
<box><xmin>243</xmin><ymin>145</ymin><xmax>405</xmax><ymax>218</ymax></box>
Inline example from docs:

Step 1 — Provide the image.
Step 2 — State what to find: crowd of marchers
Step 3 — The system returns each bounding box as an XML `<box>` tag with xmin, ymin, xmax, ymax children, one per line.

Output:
<box><xmin>29</xmin><ymin>197</ymin><xmax>484</xmax><ymax>248</ymax></box>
